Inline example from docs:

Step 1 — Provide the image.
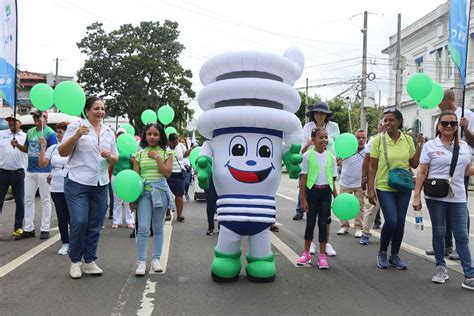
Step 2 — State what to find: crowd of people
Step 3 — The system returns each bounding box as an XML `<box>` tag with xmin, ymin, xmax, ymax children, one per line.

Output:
<box><xmin>1</xmin><ymin>90</ymin><xmax>473</xmax><ymax>290</ymax></box>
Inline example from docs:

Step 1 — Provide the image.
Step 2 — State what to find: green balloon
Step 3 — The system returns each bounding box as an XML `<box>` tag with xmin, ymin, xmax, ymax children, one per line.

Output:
<box><xmin>141</xmin><ymin>109</ymin><xmax>157</xmax><ymax>125</ymax></box>
<box><xmin>53</xmin><ymin>81</ymin><xmax>86</xmax><ymax>116</ymax></box>
<box><xmin>117</xmin><ymin>133</ymin><xmax>138</xmax><ymax>156</ymax></box>
<box><xmin>334</xmin><ymin>133</ymin><xmax>358</xmax><ymax>159</ymax></box>
<box><xmin>165</xmin><ymin>126</ymin><xmax>177</xmax><ymax>137</ymax></box>
<box><xmin>406</xmin><ymin>73</ymin><xmax>433</xmax><ymax>102</ymax></box>
<box><xmin>417</xmin><ymin>82</ymin><xmax>444</xmax><ymax>109</ymax></box>
<box><xmin>189</xmin><ymin>146</ymin><xmax>201</xmax><ymax>168</ymax></box>
<box><xmin>332</xmin><ymin>193</ymin><xmax>360</xmax><ymax>221</ymax></box>
<box><xmin>30</xmin><ymin>83</ymin><xmax>54</xmax><ymax>111</ymax></box>
<box><xmin>113</xmin><ymin>170</ymin><xmax>143</xmax><ymax>202</ymax></box>
<box><xmin>157</xmin><ymin>105</ymin><xmax>175</xmax><ymax>125</ymax></box>
<box><xmin>121</xmin><ymin>123</ymin><xmax>135</xmax><ymax>135</ymax></box>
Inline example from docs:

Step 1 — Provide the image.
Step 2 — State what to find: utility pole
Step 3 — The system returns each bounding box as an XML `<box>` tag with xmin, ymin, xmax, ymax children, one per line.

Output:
<box><xmin>54</xmin><ymin>58</ymin><xmax>59</xmax><ymax>87</ymax></box>
<box><xmin>305</xmin><ymin>78</ymin><xmax>309</xmax><ymax>124</ymax></box>
<box><xmin>360</xmin><ymin>11</ymin><xmax>368</xmax><ymax>129</ymax></box>
<box><xmin>395</xmin><ymin>13</ymin><xmax>402</xmax><ymax>109</ymax></box>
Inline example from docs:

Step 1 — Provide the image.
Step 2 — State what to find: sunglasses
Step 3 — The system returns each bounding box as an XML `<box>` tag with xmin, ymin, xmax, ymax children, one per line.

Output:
<box><xmin>383</xmin><ymin>106</ymin><xmax>396</xmax><ymax>114</ymax></box>
<box><xmin>33</xmin><ymin>114</ymin><xmax>46</xmax><ymax>119</ymax></box>
<box><xmin>439</xmin><ymin>120</ymin><xmax>458</xmax><ymax>128</ymax></box>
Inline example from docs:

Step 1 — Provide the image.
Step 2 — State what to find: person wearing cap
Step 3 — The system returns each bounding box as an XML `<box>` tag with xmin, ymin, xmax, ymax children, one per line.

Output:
<box><xmin>294</xmin><ymin>101</ymin><xmax>340</xmax><ymax>257</ymax></box>
<box><xmin>110</xmin><ymin>128</ymin><xmax>134</xmax><ymax>230</ymax></box>
<box><xmin>11</xmin><ymin>109</ymin><xmax>58</xmax><ymax>240</ymax></box>
<box><xmin>0</xmin><ymin>115</ymin><xmax>27</xmax><ymax>238</ymax></box>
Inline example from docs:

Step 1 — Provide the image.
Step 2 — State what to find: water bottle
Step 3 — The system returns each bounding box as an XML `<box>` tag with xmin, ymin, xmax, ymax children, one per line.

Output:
<box><xmin>415</xmin><ymin>210</ymin><xmax>424</xmax><ymax>231</ymax></box>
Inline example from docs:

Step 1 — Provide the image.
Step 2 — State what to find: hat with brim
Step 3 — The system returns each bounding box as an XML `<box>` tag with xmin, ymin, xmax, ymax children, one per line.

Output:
<box><xmin>306</xmin><ymin>101</ymin><xmax>333</xmax><ymax>118</ymax></box>
<box><xmin>5</xmin><ymin>114</ymin><xmax>21</xmax><ymax>123</ymax></box>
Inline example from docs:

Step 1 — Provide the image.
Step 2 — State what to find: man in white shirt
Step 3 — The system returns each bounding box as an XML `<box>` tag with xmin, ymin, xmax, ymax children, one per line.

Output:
<box><xmin>337</xmin><ymin>129</ymin><xmax>367</xmax><ymax>238</ymax></box>
<box><xmin>0</xmin><ymin>115</ymin><xmax>27</xmax><ymax>239</ymax></box>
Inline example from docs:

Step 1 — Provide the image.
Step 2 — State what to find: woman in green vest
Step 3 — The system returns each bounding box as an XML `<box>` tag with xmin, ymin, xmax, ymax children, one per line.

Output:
<box><xmin>296</xmin><ymin>128</ymin><xmax>338</xmax><ymax>269</ymax></box>
<box><xmin>368</xmin><ymin>108</ymin><xmax>424</xmax><ymax>270</ymax></box>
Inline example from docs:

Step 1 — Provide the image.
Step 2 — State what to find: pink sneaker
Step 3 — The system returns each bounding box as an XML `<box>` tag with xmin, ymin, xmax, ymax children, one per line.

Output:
<box><xmin>297</xmin><ymin>251</ymin><xmax>311</xmax><ymax>266</ymax></box>
<box><xmin>318</xmin><ymin>254</ymin><xmax>329</xmax><ymax>269</ymax></box>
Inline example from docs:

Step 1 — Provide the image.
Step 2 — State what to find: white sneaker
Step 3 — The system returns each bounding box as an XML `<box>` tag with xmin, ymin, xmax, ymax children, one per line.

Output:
<box><xmin>83</xmin><ymin>261</ymin><xmax>103</xmax><ymax>275</ymax></box>
<box><xmin>309</xmin><ymin>242</ymin><xmax>317</xmax><ymax>255</ymax></box>
<box><xmin>354</xmin><ymin>230</ymin><xmax>363</xmax><ymax>238</ymax></box>
<box><xmin>58</xmin><ymin>243</ymin><xmax>69</xmax><ymax>255</ymax></box>
<box><xmin>135</xmin><ymin>261</ymin><xmax>146</xmax><ymax>276</ymax></box>
<box><xmin>151</xmin><ymin>259</ymin><xmax>163</xmax><ymax>272</ymax></box>
<box><xmin>69</xmin><ymin>262</ymin><xmax>82</xmax><ymax>279</ymax></box>
<box><xmin>337</xmin><ymin>227</ymin><xmax>349</xmax><ymax>235</ymax></box>
<box><xmin>325</xmin><ymin>243</ymin><xmax>337</xmax><ymax>257</ymax></box>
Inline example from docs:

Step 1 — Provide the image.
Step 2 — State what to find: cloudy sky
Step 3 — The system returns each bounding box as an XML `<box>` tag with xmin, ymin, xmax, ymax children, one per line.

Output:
<box><xmin>18</xmin><ymin>0</ymin><xmax>447</xmax><ymax>117</ymax></box>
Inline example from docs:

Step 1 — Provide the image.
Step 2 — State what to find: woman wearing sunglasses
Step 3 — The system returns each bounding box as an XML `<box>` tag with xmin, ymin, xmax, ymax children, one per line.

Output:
<box><xmin>413</xmin><ymin>111</ymin><xmax>474</xmax><ymax>290</ymax></box>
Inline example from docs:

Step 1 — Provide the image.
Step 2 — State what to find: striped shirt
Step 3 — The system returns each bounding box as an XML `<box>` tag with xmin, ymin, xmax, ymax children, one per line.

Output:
<box><xmin>216</xmin><ymin>194</ymin><xmax>276</xmax><ymax>224</ymax></box>
<box><xmin>135</xmin><ymin>146</ymin><xmax>174</xmax><ymax>189</ymax></box>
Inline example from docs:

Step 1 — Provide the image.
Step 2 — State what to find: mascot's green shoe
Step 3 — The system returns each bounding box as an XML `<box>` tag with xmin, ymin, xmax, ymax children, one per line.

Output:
<box><xmin>211</xmin><ymin>247</ymin><xmax>242</xmax><ymax>282</ymax></box>
<box><xmin>246</xmin><ymin>253</ymin><xmax>276</xmax><ymax>283</ymax></box>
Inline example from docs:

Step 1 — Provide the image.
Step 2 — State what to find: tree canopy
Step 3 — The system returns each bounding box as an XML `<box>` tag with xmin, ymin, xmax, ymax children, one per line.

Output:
<box><xmin>76</xmin><ymin>20</ymin><xmax>195</xmax><ymax>134</ymax></box>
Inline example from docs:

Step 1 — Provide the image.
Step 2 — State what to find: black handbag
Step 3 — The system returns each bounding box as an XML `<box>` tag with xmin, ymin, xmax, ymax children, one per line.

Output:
<box><xmin>423</xmin><ymin>143</ymin><xmax>459</xmax><ymax>198</ymax></box>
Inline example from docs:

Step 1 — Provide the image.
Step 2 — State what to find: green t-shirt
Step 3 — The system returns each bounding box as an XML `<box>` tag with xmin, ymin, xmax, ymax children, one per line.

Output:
<box><xmin>370</xmin><ymin>133</ymin><xmax>415</xmax><ymax>192</ymax></box>
<box><xmin>135</xmin><ymin>146</ymin><xmax>174</xmax><ymax>190</ymax></box>
<box><xmin>112</xmin><ymin>155</ymin><xmax>132</xmax><ymax>176</ymax></box>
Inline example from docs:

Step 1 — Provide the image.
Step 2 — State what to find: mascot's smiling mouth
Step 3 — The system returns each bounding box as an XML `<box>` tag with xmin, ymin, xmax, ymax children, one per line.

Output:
<box><xmin>225</xmin><ymin>162</ymin><xmax>274</xmax><ymax>183</ymax></box>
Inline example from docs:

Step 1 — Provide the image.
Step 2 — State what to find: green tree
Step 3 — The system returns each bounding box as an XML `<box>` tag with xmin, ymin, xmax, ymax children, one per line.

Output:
<box><xmin>76</xmin><ymin>21</ymin><xmax>195</xmax><ymax>134</ymax></box>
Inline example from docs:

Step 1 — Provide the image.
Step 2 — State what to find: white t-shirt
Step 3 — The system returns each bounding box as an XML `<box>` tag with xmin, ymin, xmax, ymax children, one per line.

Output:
<box><xmin>172</xmin><ymin>143</ymin><xmax>186</xmax><ymax>173</ymax></box>
<box><xmin>420</xmin><ymin>137</ymin><xmax>471</xmax><ymax>203</ymax></box>
<box><xmin>301</xmin><ymin>150</ymin><xmax>338</xmax><ymax>185</ymax></box>
<box><xmin>302</xmin><ymin>121</ymin><xmax>340</xmax><ymax>154</ymax></box>
<box><xmin>340</xmin><ymin>146</ymin><xmax>366</xmax><ymax>188</ymax></box>
<box><xmin>45</xmin><ymin>144</ymin><xmax>69</xmax><ymax>193</ymax></box>
<box><xmin>0</xmin><ymin>129</ymin><xmax>27</xmax><ymax>170</ymax></box>
<box><xmin>62</xmin><ymin>120</ymin><xmax>117</xmax><ymax>186</ymax></box>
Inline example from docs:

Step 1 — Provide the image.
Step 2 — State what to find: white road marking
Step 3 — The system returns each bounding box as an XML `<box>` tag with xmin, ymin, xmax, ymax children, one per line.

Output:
<box><xmin>149</xmin><ymin>220</ymin><xmax>173</xmax><ymax>275</ymax></box>
<box><xmin>136</xmin><ymin>278</ymin><xmax>157</xmax><ymax>316</ymax></box>
<box><xmin>276</xmin><ymin>192</ymin><xmax>296</xmax><ymax>202</ymax></box>
<box><xmin>0</xmin><ymin>230</ymin><xmax>60</xmax><ymax>278</ymax></box>
<box><xmin>271</xmin><ymin>232</ymin><xmax>309</xmax><ymax>268</ymax></box>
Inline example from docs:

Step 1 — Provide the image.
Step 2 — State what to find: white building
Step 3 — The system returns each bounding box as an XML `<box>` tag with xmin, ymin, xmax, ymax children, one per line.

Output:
<box><xmin>382</xmin><ymin>1</ymin><xmax>474</xmax><ymax>139</ymax></box>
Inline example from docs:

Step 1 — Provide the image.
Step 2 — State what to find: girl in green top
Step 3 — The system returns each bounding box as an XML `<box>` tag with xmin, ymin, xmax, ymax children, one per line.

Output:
<box><xmin>131</xmin><ymin>123</ymin><xmax>174</xmax><ymax>276</ymax></box>
<box><xmin>368</xmin><ymin>108</ymin><xmax>424</xmax><ymax>270</ymax></box>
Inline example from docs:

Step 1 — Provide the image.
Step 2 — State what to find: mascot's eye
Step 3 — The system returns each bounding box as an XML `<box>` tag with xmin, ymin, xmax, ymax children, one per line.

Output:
<box><xmin>232</xmin><ymin>144</ymin><xmax>245</xmax><ymax>156</ymax></box>
<box><xmin>258</xmin><ymin>145</ymin><xmax>271</xmax><ymax>158</ymax></box>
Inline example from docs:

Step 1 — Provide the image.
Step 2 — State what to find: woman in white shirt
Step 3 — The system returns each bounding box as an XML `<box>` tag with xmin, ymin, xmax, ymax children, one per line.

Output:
<box><xmin>59</xmin><ymin>96</ymin><xmax>118</xmax><ymax>279</ymax></box>
<box><xmin>39</xmin><ymin>122</ymin><xmax>70</xmax><ymax>255</ymax></box>
<box><xmin>413</xmin><ymin>111</ymin><xmax>474</xmax><ymax>290</ymax></box>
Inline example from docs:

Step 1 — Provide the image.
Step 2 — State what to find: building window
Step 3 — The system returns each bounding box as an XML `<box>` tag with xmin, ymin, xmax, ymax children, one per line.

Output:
<box><xmin>415</xmin><ymin>56</ymin><xmax>424</xmax><ymax>73</ymax></box>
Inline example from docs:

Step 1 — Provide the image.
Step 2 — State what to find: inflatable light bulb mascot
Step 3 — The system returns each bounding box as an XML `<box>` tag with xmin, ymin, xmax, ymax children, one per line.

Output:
<box><xmin>195</xmin><ymin>47</ymin><xmax>304</xmax><ymax>283</ymax></box>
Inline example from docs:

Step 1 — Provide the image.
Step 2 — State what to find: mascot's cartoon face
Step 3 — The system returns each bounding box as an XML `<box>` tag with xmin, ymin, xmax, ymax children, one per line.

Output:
<box><xmin>212</xmin><ymin>131</ymin><xmax>283</xmax><ymax>196</ymax></box>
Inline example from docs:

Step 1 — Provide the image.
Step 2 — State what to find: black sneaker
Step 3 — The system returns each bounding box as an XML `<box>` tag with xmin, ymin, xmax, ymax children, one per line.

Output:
<box><xmin>40</xmin><ymin>231</ymin><xmax>50</xmax><ymax>240</ymax></box>
<box><xmin>206</xmin><ymin>226</ymin><xmax>215</xmax><ymax>235</ymax></box>
<box><xmin>373</xmin><ymin>222</ymin><xmax>381</xmax><ymax>229</ymax></box>
<box><xmin>21</xmin><ymin>230</ymin><xmax>36</xmax><ymax>239</ymax></box>
<box><xmin>129</xmin><ymin>230</ymin><xmax>135</xmax><ymax>238</ymax></box>
<box><xmin>293</xmin><ymin>214</ymin><xmax>304</xmax><ymax>220</ymax></box>
<box><xmin>389</xmin><ymin>255</ymin><xmax>407</xmax><ymax>270</ymax></box>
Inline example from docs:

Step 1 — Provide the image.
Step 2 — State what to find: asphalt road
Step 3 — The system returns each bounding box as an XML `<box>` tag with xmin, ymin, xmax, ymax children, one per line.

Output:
<box><xmin>0</xmin><ymin>177</ymin><xmax>473</xmax><ymax>315</ymax></box>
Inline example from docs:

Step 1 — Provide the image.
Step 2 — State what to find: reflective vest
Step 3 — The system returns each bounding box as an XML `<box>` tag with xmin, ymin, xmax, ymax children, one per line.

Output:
<box><xmin>306</xmin><ymin>150</ymin><xmax>334</xmax><ymax>191</ymax></box>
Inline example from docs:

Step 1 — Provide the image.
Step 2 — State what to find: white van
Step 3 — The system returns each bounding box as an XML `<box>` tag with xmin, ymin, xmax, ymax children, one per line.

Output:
<box><xmin>20</xmin><ymin>112</ymin><xmax>79</xmax><ymax>133</ymax></box>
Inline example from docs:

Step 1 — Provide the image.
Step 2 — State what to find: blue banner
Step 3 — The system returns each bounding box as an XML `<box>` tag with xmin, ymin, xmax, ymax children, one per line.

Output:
<box><xmin>448</xmin><ymin>0</ymin><xmax>471</xmax><ymax>85</ymax></box>
<box><xmin>0</xmin><ymin>0</ymin><xmax>16</xmax><ymax>107</ymax></box>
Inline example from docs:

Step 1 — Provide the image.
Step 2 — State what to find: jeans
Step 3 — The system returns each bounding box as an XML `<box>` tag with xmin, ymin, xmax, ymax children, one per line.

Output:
<box><xmin>51</xmin><ymin>192</ymin><xmax>70</xmax><ymax>244</ymax></box>
<box><xmin>108</xmin><ymin>182</ymin><xmax>114</xmax><ymax>218</ymax></box>
<box><xmin>444</xmin><ymin>176</ymin><xmax>471</xmax><ymax>248</ymax></box>
<box><xmin>204</xmin><ymin>178</ymin><xmax>217</xmax><ymax>227</ymax></box>
<box><xmin>64</xmin><ymin>178</ymin><xmax>108</xmax><ymax>263</ymax></box>
<box><xmin>376</xmin><ymin>190</ymin><xmax>412</xmax><ymax>255</ymax></box>
<box><xmin>24</xmin><ymin>172</ymin><xmax>51</xmax><ymax>232</ymax></box>
<box><xmin>136</xmin><ymin>191</ymin><xmax>168</xmax><ymax>261</ymax></box>
<box><xmin>184</xmin><ymin>168</ymin><xmax>192</xmax><ymax>196</ymax></box>
<box><xmin>339</xmin><ymin>185</ymin><xmax>365</xmax><ymax>230</ymax></box>
<box><xmin>304</xmin><ymin>186</ymin><xmax>332</xmax><ymax>242</ymax></box>
<box><xmin>0</xmin><ymin>169</ymin><xmax>25</xmax><ymax>229</ymax></box>
<box><xmin>426</xmin><ymin>199</ymin><xmax>474</xmax><ymax>277</ymax></box>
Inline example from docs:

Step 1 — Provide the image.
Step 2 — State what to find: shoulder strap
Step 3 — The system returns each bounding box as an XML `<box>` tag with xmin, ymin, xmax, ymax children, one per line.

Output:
<box><xmin>381</xmin><ymin>133</ymin><xmax>391</xmax><ymax>169</ymax></box>
<box><xmin>449</xmin><ymin>143</ymin><xmax>460</xmax><ymax>179</ymax></box>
